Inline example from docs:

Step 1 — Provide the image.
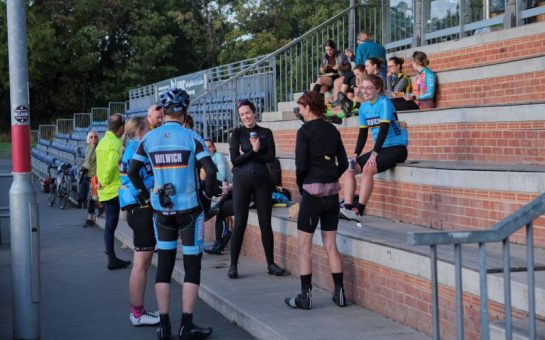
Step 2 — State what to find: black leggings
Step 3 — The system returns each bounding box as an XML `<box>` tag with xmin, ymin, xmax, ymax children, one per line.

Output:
<box><xmin>215</xmin><ymin>198</ymin><xmax>234</xmax><ymax>242</ymax></box>
<box><xmin>230</xmin><ymin>173</ymin><xmax>274</xmax><ymax>266</ymax></box>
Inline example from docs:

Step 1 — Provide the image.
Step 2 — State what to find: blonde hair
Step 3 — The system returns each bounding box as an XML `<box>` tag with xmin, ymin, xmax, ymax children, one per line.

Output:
<box><xmin>124</xmin><ymin>116</ymin><xmax>148</xmax><ymax>140</ymax></box>
<box><xmin>86</xmin><ymin>130</ymin><xmax>98</xmax><ymax>144</ymax></box>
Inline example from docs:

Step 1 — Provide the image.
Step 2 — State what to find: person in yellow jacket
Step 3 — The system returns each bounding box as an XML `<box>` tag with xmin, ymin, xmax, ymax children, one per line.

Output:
<box><xmin>96</xmin><ymin>113</ymin><xmax>131</xmax><ymax>270</ymax></box>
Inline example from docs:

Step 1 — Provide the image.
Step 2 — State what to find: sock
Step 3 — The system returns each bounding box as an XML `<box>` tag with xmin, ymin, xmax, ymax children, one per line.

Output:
<box><xmin>130</xmin><ymin>304</ymin><xmax>144</xmax><ymax>318</ymax></box>
<box><xmin>355</xmin><ymin>203</ymin><xmax>366</xmax><ymax>216</ymax></box>
<box><xmin>159</xmin><ymin>313</ymin><xmax>170</xmax><ymax>328</ymax></box>
<box><xmin>181</xmin><ymin>313</ymin><xmax>193</xmax><ymax>327</ymax></box>
<box><xmin>312</xmin><ymin>84</ymin><xmax>321</xmax><ymax>93</ymax></box>
<box><xmin>300</xmin><ymin>274</ymin><xmax>312</xmax><ymax>292</ymax></box>
<box><xmin>332</xmin><ymin>272</ymin><xmax>344</xmax><ymax>290</ymax></box>
<box><xmin>343</xmin><ymin>203</ymin><xmax>353</xmax><ymax>210</ymax></box>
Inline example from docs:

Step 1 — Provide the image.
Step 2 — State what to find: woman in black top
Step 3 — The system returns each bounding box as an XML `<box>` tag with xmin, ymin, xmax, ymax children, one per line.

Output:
<box><xmin>285</xmin><ymin>91</ymin><xmax>349</xmax><ymax>310</ymax></box>
<box><xmin>228</xmin><ymin>99</ymin><xmax>286</xmax><ymax>279</ymax></box>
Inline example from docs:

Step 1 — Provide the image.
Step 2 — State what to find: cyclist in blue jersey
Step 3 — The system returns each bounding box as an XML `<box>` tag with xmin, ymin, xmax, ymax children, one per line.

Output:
<box><xmin>128</xmin><ymin>88</ymin><xmax>218</xmax><ymax>340</ymax></box>
<box><xmin>119</xmin><ymin>116</ymin><xmax>160</xmax><ymax>326</ymax></box>
<box><xmin>340</xmin><ymin>74</ymin><xmax>408</xmax><ymax>222</ymax></box>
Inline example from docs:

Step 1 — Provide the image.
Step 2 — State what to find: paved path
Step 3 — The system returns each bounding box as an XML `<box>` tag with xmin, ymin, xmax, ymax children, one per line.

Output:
<box><xmin>0</xmin><ymin>158</ymin><xmax>252</xmax><ymax>340</ymax></box>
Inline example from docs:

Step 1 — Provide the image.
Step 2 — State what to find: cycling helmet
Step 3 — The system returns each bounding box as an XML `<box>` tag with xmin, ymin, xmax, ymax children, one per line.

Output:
<box><xmin>160</xmin><ymin>88</ymin><xmax>190</xmax><ymax>112</ymax></box>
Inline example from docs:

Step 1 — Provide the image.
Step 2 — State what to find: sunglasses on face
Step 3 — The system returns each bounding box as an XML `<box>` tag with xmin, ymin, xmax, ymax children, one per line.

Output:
<box><xmin>90</xmin><ymin>136</ymin><xmax>98</xmax><ymax>139</ymax></box>
<box><xmin>153</xmin><ymin>105</ymin><xmax>162</xmax><ymax>111</ymax></box>
<box><xmin>237</xmin><ymin>99</ymin><xmax>251</xmax><ymax>109</ymax></box>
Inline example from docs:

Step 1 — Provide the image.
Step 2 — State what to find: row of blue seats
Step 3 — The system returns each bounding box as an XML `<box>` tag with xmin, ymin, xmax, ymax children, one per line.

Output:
<box><xmin>31</xmin><ymin>149</ymin><xmax>78</xmax><ymax>179</ymax></box>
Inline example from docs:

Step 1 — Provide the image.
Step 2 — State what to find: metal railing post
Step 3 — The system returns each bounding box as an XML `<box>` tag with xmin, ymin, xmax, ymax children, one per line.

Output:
<box><xmin>454</xmin><ymin>244</ymin><xmax>464</xmax><ymax>340</ymax></box>
<box><xmin>526</xmin><ymin>223</ymin><xmax>536</xmax><ymax>339</ymax></box>
<box><xmin>502</xmin><ymin>238</ymin><xmax>512</xmax><ymax>340</ymax></box>
<box><xmin>430</xmin><ymin>245</ymin><xmax>440</xmax><ymax>340</ymax></box>
<box><xmin>478</xmin><ymin>243</ymin><xmax>490</xmax><ymax>339</ymax></box>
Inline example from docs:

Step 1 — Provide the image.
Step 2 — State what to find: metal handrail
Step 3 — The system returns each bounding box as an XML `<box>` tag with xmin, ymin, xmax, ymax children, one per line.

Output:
<box><xmin>407</xmin><ymin>192</ymin><xmax>544</xmax><ymax>340</ymax></box>
<box><xmin>191</xmin><ymin>4</ymin><xmax>359</xmax><ymax>105</ymax></box>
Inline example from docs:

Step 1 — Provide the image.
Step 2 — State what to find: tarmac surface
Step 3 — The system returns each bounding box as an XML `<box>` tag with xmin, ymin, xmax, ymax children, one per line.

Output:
<box><xmin>1</xmin><ymin>157</ymin><xmax>430</xmax><ymax>340</ymax></box>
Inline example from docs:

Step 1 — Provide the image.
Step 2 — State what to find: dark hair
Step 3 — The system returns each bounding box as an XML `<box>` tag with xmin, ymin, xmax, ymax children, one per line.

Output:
<box><xmin>353</xmin><ymin>64</ymin><xmax>366</xmax><ymax>72</ymax></box>
<box><xmin>237</xmin><ymin>99</ymin><xmax>256</xmax><ymax>113</ymax></box>
<box><xmin>184</xmin><ymin>114</ymin><xmax>194</xmax><ymax>129</ymax></box>
<box><xmin>297</xmin><ymin>91</ymin><xmax>326</xmax><ymax>117</ymax></box>
<box><xmin>108</xmin><ymin>113</ymin><xmax>125</xmax><ymax>132</ymax></box>
<box><xmin>412</xmin><ymin>51</ymin><xmax>430</xmax><ymax>67</ymax></box>
<box><xmin>366</xmin><ymin>57</ymin><xmax>382</xmax><ymax>69</ymax></box>
<box><xmin>388</xmin><ymin>56</ymin><xmax>404</xmax><ymax>70</ymax></box>
<box><xmin>204</xmin><ymin>137</ymin><xmax>214</xmax><ymax>145</ymax></box>
<box><xmin>362</xmin><ymin>74</ymin><xmax>384</xmax><ymax>92</ymax></box>
<box><xmin>324</xmin><ymin>39</ymin><xmax>336</xmax><ymax>50</ymax></box>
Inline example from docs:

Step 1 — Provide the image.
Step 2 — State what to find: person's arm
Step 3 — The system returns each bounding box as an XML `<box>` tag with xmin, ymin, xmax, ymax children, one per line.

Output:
<box><xmin>373</xmin><ymin>122</ymin><xmax>390</xmax><ymax>153</ymax></box>
<box><xmin>394</xmin><ymin>77</ymin><xmax>410</xmax><ymax>94</ymax></box>
<box><xmin>98</xmin><ymin>146</ymin><xmax>121</xmax><ymax>186</ymax></box>
<box><xmin>336</xmin><ymin>131</ymin><xmax>348</xmax><ymax>178</ymax></box>
<box><xmin>354</xmin><ymin>127</ymin><xmax>368</xmax><ymax>155</ymax></box>
<box><xmin>82</xmin><ymin>145</ymin><xmax>93</xmax><ymax>169</ymax></box>
<box><xmin>128</xmin><ymin>142</ymin><xmax>149</xmax><ymax>204</ymax></box>
<box><xmin>214</xmin><ymin>153</ymin><xmax>229</xmax><ymax>182</ymax></box>
<box><xmin>229</xmin><ymin>128</ymin><xmax>254</xmax><ymax>167</ymax></box>
<box><xmin>195</xmin><ymin>139</ymin><xmax>219</xmax><ymax>198</ymax></box>
<box><xmin>251</xmin><ymin>129</ymin><xmax>276</xmax><ymax>163</ymax></box>
<box><xmin>294</xmin><ymin>129</ymin><xmax>308</xmax><ymax>192</ymax></box>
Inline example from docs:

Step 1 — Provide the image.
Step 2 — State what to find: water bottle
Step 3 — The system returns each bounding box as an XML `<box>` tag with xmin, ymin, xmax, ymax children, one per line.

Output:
<box><xmin>250</xmin><ymin>131</ymin><xmax>258</xmax><ymax>140</ymax></box>
<box><xmin>348</xmin><ymin>158</ymin><xmax>356</xmax><ymax>171</ymax></box>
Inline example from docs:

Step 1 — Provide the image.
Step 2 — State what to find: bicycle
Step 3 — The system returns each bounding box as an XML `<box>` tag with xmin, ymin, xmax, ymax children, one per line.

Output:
<box><xmin>48</xmin><ymin>163</ymin><xmax>73</xmax><ymax>209</ymax></box>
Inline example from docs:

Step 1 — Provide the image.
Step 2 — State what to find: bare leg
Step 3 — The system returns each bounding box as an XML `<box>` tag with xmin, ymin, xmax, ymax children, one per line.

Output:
<box><xmin>359</xmin><ymin>165</ymin><xmax>378</xmax><ymax>205</ymax></box>
<box><xmin>332</xmin><ymin>77</ymin><xmax>344</xmax><ymax>101</ymax></box>
<box><xmin>321</xmin><ymin>230</ymin><xmax>342</xmax><ymax>273</ymax></box>
<box><xmin>298</xmin><ymin>230</ymin><xmax>313</xmax><ymax>275</ymax></box>
<box><xmin>155</xmin><ymin>283</ymin><xmax>170</xmax><ymax>314</ymax></box>
<box><xmin>182</xmin><ymin>283</ymin><xmax>199</xmax><ymax>313</ymax></box>
<box><xmin>129</xmin><ymin>250</ymin><xmax>154</xmax><ymax>306</ymax></box>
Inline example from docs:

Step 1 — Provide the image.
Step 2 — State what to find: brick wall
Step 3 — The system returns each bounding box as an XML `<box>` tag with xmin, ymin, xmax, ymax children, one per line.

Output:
<box><xmin>279</xmin><ymin>169</ymin><xmax>545</xmax><ymax>247</ymax></box>
<box><xmin>238</xmin><ymin>224</ymin><xmax>529</xmax><ymax>340</ymax></box>
<box><xmin>273</xmin><ymin>121</ymin><xmax>545</xmax><ymax>165</ymax></box>
<box><xmin>400</xmin><ymin>32</ymin><xmax>545</xmax><ymax>74</ymax></box>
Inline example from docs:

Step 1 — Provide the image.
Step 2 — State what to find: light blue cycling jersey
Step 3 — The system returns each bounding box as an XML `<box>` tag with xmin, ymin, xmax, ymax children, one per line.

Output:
<box><xmin>358</xmin><ymin>95</ymin><xmax>408</xmax><ymax>148</ymax></box>
<box><xmin>119</xmin><ymin>138</ymin><xmax>154</xmax><ymax>209</ymax></box>
<box><xmin>132</xmin><ymin>121</ymin><xmax>209</xmax><ymax>213</ymax></box>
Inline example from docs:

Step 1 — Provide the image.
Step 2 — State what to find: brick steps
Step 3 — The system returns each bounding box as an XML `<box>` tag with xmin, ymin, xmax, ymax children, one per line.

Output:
<box><xmin>232</xmin><ymin>208</ymin><xmax>545</xmax><ymax>339</ymax></box>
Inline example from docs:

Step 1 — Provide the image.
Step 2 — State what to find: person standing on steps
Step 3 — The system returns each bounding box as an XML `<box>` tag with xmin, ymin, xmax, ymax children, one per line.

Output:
<box><xmin>119</xmin><ymin>116</ymin><xmax>160</xmax><ymax>327</ymax></box>
<box><xmin>128</xmin><ymin>88</ymin><xmax>217</xmax><ymax>340</ymax></box>
<box><xmin>284</xmin><ymin>91</ymin><xmax>349</xmax><ymax>310</ymax></box>
<box><xmin>96</xmin><ymin>113</ymin><xmax>131</xmax><ymax>270</ymax></box>
<box><xmin>227</xmin><ymin>99</ymin><xmax>286</xmax><ymax>279</ymax></box>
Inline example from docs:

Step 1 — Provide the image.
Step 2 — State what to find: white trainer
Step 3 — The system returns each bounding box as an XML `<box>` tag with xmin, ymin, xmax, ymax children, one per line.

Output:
<box><xmin>130</xmin><ymin>311</ymin><xmax>160</xmax><ymax>326</ymax></box>
<box><xmin>339</xmin><ymin>207</ymin><xmax>361</xmax><ymax>222</ymax></box>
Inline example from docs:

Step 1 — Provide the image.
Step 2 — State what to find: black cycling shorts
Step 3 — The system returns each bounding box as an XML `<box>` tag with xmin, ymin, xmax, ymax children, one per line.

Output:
<box><xmin>154</xmin><ymin>208</ymin><xmax>204</xmax><ymax>255</ymax></box>
<box><xmin>126</xmin><ymin>206</ymin><xmax>156</xmax><ymax>252</ymax></box>
<box><xmin>297</xmin><ymin>192</ymin><xmax>339</xmax><ymax>233</ymax></box>
<box><xmin>356</xmin><ymin>145</ymin><xmax>408</xmax><ymax>173</ymax></box>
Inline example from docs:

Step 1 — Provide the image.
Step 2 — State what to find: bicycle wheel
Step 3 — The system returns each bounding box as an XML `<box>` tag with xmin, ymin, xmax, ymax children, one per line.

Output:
<box><xmin>48</xmin><ymin>185</ymin><xmax>56</xmax><ymax>207</ymax></box>
<box><xmin>59</xmin><ymin>176</ymin><xmax>71</xmax><ymax>209</ymax></box>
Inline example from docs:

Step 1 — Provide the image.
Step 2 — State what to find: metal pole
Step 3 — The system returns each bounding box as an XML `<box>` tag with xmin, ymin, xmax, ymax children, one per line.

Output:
<box><xmin>430</xmin><ymin>245</ymin><xmax>440</xmax><ymax>340</ymax></box>
<box><xmin>7</xmin><ymin>0</ymin><xmax>41</xmax><ymax>339</ymax></box>
<box><xmin>454</xmin><ymin>244</ymin><xmax>464</xmax><ymax>340</ymax></box>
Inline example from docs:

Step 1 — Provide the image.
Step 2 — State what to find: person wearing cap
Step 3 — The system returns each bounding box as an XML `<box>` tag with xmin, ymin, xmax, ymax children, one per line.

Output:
<box><xmin>128</xmin><ymin>88</ymin><xmax>218</xmax><ymax>340</ymax></box>
<box><xmin>147</xmin><ymin>104</ymin><xmax>164</xmax><ymax>129</ymax></box>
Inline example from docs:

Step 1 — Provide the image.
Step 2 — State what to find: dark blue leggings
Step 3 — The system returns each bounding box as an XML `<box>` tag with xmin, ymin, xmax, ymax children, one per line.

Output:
<box><xmin>102</xmin><ymin>197</ymin><xmax>120</xmax><ymax>253</ymax></box>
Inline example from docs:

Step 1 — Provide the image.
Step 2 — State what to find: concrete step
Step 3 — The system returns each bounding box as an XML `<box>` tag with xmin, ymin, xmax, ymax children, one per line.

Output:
<box><xmin>106</xmin><ymin>216</ymin><xmax>430</xmax><ymax>340</ymax></box>
<box><xmin>261</xmin><ymin>111</ymin><xmax>295</xmax><ymax>122</ymax></box>
<box><xmin>490</xmin><ymin>319</ymin><xmax>545</xmax><ymax>339</ymax></box>
<box><xmin>277</xmin><ymin>101</ymin><xmax>297</xmax><ymax>113</ymax></box>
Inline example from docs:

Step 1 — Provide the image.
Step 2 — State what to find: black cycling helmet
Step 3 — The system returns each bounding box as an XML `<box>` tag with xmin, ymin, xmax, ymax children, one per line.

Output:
<box><xmin>160</xmin><ymin>88</ymin><xmax>190</xmax><ymax>113</ymax></box>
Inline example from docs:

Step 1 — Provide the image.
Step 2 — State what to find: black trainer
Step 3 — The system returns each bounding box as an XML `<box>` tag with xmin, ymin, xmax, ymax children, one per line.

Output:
<box><xmin>267</xmin><ymin>263</ymin><xmax>286</xmax><ymax>276</ymax></box>
<box><xmin>203</xmin><ymin>241</ymin><xmax>223</xmax><ymax>255</ymax></box>
<box><xmin>179</xmin><ymin>322</ymin><xmax>213</xmax><ymax>340</ymax></box>
<box><xmin>227</xmin><ymin>264</ymin><xmax>238</xmax><ymax>279</ymax></box>
<box><xmin>333</xmin><ymin>287</ymin><xmax>347</xmax><ymax>307</ymax></box>
<box><xmin>284</xmin><ymin>289</ymin><xmax>312</xmax><ymax>310</ymax></box>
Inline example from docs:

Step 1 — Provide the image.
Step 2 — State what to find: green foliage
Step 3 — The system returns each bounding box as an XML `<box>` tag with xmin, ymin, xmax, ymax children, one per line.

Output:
<box><xmin>0</xmin><ymin>0</ymin><xmax>351</xmax><ymax>131</ymax></box>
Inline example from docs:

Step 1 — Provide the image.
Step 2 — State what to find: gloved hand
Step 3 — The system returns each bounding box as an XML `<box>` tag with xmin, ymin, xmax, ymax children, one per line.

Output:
<box><xmin>135</xmin><ymin>189</ymin><xmax>150</xmax><ymax>207</ymax></box>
